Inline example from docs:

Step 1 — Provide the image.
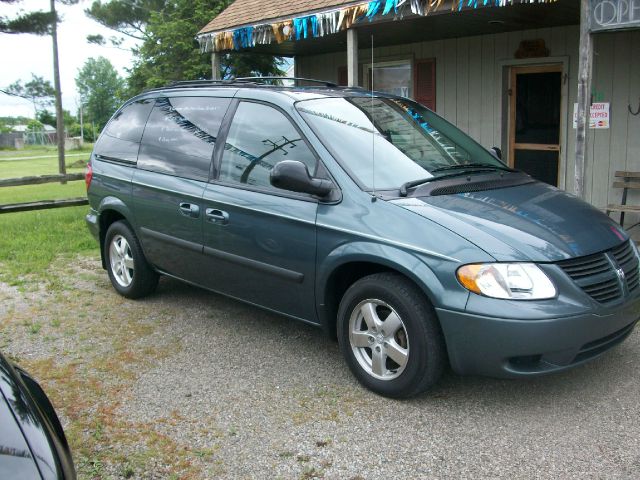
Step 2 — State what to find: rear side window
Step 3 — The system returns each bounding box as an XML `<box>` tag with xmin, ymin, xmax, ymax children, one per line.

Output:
<box><xmin>218</xmin><ymin>102</ymin><xmax>317</xmax><ymax>189</ymax></box>
<box><xmin>94</xmin><ymin>99</ymin><xmax>154</xmax><ymax>163</ymax></box>
<box><xmin>137</xmin><ymin>97</ymin><xmax>231</xmax><ymax>181</ymax></box>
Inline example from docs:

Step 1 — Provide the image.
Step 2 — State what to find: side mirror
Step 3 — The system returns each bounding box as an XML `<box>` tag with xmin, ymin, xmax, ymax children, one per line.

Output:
<box><xmin>270</xmin><ymin>160</ymin><xmax>333</xmax><ymax>197</ymax></box>
<box><xmin>490</xmin><ymin>147</ymin><xmax>503</xmax><ymax>161</ymax></box>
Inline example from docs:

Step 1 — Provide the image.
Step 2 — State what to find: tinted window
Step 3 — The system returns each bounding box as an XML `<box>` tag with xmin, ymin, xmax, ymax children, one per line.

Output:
<box><xmin>104</xmin><ymin>99</ymin><xmax>153</xmax><ymax>142</ymax></box>
<box><xmin>219</xmin><ymin>102</ymin><xmax>317</xmax><ymax>189</ymax></box>
<box><xmin>94</xmin><ymin>99</ymin><xmax>153</xmax><ymax>162</ymax></box>
<box><xmin>137</xmin><ymin>97</ymin><xmax>231</xmax><ymax>181</ymax></box>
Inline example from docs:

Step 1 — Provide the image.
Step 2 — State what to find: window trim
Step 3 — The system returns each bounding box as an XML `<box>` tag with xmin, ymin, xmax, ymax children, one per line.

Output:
<box><xmin>210</xmin><ymin>98</ymin><xmax>332</xmax><ymax>201</ymax></box>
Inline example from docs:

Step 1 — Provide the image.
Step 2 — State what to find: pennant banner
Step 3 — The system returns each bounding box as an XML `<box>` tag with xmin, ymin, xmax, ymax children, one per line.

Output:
<box><xmin>197</xmin><ymin>0</ymin><xmax>556</xmax><ymax>52</ymax></box>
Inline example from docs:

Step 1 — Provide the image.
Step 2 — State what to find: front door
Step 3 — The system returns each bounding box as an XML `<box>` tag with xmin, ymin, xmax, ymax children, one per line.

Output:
<box><xmin>509</xmin><ymin>65</ymin><xmax>562</xmax><ymax>186</ymax></box>
<box><xmin>201</xmin><ymin>100</ymin><xmax>319</xmax><ymax>322</ymax></box>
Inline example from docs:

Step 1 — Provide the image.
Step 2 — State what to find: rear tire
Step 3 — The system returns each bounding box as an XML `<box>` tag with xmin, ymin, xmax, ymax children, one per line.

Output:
<box><xmin>104</xmin><ymin>220</ymin><xmax>158</xmax><ymax>299</ymax></box>
<box><xmin>337</xmin><ymin>273</ymin><xmax>445</xmax><ymax>398</ymax></box>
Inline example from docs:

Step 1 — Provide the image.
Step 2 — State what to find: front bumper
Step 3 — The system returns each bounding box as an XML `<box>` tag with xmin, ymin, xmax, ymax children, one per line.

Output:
<box><xmin>437</xmin><ymin>294</ymin><xmax>640</xmax><ymax>377</ymax></box>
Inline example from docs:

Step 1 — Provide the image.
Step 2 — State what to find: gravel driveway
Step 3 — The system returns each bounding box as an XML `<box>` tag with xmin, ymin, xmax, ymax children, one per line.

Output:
<box><xmin>1</xmin><ymin>255</ymin><xmax>639</xmax><ymax>479</ymax></box>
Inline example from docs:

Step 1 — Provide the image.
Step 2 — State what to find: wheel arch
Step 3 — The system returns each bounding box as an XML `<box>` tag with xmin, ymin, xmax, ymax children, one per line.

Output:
<box><xmin>316</xmin><ymin>243</ymin><xmax>446</xmax><ymax>339</ymax></box>
<box><xmin>97</xmin><ymin>197</ymin><xmax>135</xmax><ymax>269</ymax></box>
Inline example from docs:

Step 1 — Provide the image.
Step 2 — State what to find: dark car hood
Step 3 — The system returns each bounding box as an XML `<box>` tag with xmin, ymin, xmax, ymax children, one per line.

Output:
<box><xmin>391</xmin><ymin>181</ymin><xmax>628</xmax><ymax>262</ymax></box>
<box><xmin>0</xmin><ymin>352</ymin><xmax>75</xmax><ymax>480</ymax></box>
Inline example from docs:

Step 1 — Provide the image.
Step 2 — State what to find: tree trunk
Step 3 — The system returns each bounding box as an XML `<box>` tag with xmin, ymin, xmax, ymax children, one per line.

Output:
<box><xmin>50</xmin><ymin>0</ymin><xmax>66</xmax><ymax>182</ymax></box>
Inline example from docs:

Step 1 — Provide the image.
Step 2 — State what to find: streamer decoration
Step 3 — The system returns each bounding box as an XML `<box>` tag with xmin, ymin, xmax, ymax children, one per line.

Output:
<box><xmin>197</xmin><ymin>0</ymin><xmax>556</xmax><ymax>52</ymax></box>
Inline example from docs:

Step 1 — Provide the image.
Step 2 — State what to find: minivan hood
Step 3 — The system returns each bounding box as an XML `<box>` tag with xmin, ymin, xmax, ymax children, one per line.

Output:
<box><xmin>391</xmin><ymin>181</ymin><xmax>628</xmax><ymax>262</ymax></box>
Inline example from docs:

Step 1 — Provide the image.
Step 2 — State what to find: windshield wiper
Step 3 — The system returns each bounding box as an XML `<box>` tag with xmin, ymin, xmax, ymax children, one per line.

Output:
<box><xmin>430</xmin><ymin>163</ymin><xmax>514</xmax><ymax>173</ymax></box>
<box><xmin>399</xmin><ymin>172</ymin><xmax>472</xmax><ymax>197</ymax></box>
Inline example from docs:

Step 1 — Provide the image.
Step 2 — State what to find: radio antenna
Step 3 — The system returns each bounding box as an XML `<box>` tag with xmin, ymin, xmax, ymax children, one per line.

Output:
<box><xmin>371</xmin><ymin>34</ymin><xmax>376</xmax><ymax>201</ymax></box>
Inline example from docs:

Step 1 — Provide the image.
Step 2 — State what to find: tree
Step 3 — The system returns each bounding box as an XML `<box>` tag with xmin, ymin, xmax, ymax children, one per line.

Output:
<box><xmin>86</xmin><ymin>0</ymin><xmax>164</xmax><ymax>44</ymax></box>
<box><xmin>76</xmin><ymin>57</ymin><xmax>125</xmax><ymax>128</ymax></box>
<box><xmin>3</xmin><ymin>74</ymin><xmax>55</xmax><ymax>117</ymax></box>
<box><xmin>86</xmin><ymin>0</ymin><xmax>284</xmax><ymax>95</ymax></box>
<box><xmin>0</xmin><ymin>0</ymin><xmax>56</xmax><ymax>35</ymax></box>
<box><xmin>1</xmin><ymin>0</ymin><xmax>77</xmax><ymax>176</ymax></box>
<box><xmin>37</xmin><ymin>109</ymin><xmax>75</xmax><ymax>127</ymax></box>
<box><xmin>26</xmin><ymin>119</ymin><xmax>44</xmax><ymax>132</ymax></box>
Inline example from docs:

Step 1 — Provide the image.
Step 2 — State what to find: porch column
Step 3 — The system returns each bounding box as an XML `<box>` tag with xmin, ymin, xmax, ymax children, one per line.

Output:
<box><xmin>211</xmin><ymin>52</ymin><xmax>221</xmax><ymax>80</ymax></box>
<box><xmin>347</xmin><ymin>28</ymin><xmax>358</xmax><ymax>87</ymax></box>
<box><xmin>574</xmin><ymin>0</ymin><xmax>593</xmax><ymax>199</ymax></box>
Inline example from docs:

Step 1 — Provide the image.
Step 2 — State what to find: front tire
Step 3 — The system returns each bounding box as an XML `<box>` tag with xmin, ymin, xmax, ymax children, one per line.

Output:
<box><xmin>104</xmin><ymin>220</ymin><xmax>158</xmax><ymax>299</ymax></box>
<box><xmin>337</xmin><ymin>273</ymin><xmax>445</xmax><ymax>398</ymax></box>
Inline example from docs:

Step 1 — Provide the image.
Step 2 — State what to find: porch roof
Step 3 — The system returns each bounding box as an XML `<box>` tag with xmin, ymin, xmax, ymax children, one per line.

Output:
<box><xmin>197</xmin><ymin>0</ymin><xmax>579</xmax><ymax>56</ymax></box>
<box><xmin>199</xmin><ymin>0</ymin><xmax>359</xmax><ymax>34</ymax></box>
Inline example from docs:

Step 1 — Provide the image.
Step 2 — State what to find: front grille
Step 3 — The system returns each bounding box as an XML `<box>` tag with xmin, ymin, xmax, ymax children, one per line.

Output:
<box><xmin>611</xmin><ymin>240</ymin><xmax>640</xmax><ymax>294</ymax></box>
<box><xmin>557</xmin><ymin>240</ymin><xmax>640</xmax><ymax>304</ymax></box>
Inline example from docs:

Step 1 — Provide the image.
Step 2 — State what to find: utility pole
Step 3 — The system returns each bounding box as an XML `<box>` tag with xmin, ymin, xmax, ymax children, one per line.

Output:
<box><xmin>78</xmin><ymin>98</ymin><xmax>84</xmax><ymax>147</ymax></box>
<box><xmin>50</xmin><ymin>0</ymin><xmax>66</xmax><ymax>180</ymax></box>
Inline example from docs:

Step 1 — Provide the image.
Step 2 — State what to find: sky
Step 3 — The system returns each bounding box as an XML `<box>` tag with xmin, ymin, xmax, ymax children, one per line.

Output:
<box><xmin>0</xmin><ymin>0</ymin><xmax>137</xmax><ymax>119</ymax></box>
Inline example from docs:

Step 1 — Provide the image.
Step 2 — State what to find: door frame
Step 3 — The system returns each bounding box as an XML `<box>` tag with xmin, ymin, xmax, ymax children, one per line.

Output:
<box><xmin>498</xmin><ymin>56</ymin><xmax>569</xmax><ymax>189</ymax></box>
<box><xmin>508</xmin><ymin>64</ymin><xmax>563</xmax><ymax>186</ymax></box>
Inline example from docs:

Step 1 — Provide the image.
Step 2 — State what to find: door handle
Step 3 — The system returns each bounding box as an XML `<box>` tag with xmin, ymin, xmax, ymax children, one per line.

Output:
<box><xmin>179</xmin><ymin>202</ymin><xmax>200</xmax><ymax>218</ymax></box>
<box><xmin>205</xmin><ymin>208</ymin><xmax>229</xmax><ymax>225</ymax></box>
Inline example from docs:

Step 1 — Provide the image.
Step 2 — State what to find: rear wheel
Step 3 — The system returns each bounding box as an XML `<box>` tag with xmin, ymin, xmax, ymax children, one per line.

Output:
<box><xmin>337</xmin><ymin>273</ymin><xmax>445</xmax><ymax>398</ymax></box>
<box><xmin>105</xmin><ymin>221</ymin><xmax>158</xmax><ymax>299</ymax></box>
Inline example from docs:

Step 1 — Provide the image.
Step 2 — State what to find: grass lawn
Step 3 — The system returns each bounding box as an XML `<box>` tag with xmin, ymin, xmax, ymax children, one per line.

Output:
<box><xmin>0</xmin><ymin>144</ymin><xmax>93</xmax><ymax>158</ymax></box>
<box><xmin>0</xmin><ymin>145</ymin><xmax>93</xmax><ymax>178</ymax></box>
<box><xmin>0</xmin><ymin>145</ymin><xmax>97</xmax><ymax>286</ymax></box>
<box><xmin>0</xmin><ymin>206</ymin><xmax>97</xmax><ymax>286</ymax></box>
<box><xmin>0</xmin><ymin>181</ymin><xmax>87</xmax><ymax>204</ymax></box>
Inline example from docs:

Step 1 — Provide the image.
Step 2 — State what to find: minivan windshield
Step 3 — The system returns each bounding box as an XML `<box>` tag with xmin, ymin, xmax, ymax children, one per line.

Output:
<box><xmin>296</xmin><ymin>96</ymin><xmax>508</xmax><ymax>191</ymax></box>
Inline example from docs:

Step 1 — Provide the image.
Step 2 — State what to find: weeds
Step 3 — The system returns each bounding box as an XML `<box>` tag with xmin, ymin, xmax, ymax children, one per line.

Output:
<box><xmin>28</xmin><ymin>321</ymin><xmax>41</xmax><ymax>334</ymax></box>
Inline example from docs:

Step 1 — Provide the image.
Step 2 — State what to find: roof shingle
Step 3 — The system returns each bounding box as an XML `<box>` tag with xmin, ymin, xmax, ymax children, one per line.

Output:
<box><xmin>199</xmin><ymin>0</ymin><xmax>362</xmax><ymax>34</ymax></box>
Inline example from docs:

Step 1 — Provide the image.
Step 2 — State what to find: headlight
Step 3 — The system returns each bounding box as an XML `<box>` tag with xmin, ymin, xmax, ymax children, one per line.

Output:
<box><xmin>456</xmin><ymin>263</ymin><xmax>556</xmax><ymax>300</ymax></box>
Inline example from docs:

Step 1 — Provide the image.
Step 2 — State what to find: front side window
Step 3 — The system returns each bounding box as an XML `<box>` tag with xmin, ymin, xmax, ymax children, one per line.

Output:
<box><xmin>138</xmin><ymin>97</ymin><xmax>231</xmax><ymax>181</ymax></box>
<box><xmin>297</xmin><ymin>96</ymin><xmax>505</xmax><ymax>190</ymax></box>
<box><xmin>94</xmin><ymin>99</ymin><xmax>154</xmax><ymax>162</ymax></box>
<box><xmin>218</xmin><ymin>102</ymin><xmax>317</xmax><ymax>189</ymax></box>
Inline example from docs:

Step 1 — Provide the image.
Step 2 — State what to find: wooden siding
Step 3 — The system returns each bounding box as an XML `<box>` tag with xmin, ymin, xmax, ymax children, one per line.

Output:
<box><xmin>296</xmin><ymin>26</ymin><xmax>640</xmax><ymax>225</ymax></box>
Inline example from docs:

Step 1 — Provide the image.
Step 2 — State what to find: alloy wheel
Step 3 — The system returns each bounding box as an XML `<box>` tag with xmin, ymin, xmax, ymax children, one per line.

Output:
<box><xmin>109</xmin><ymin>234</ymin><xmax>134</xmax><ymax>287</ymax></box>
<box><xmin>348</xmin><ymin>299</ymin><xmax>410</xmax><ymax>381</ymax></box>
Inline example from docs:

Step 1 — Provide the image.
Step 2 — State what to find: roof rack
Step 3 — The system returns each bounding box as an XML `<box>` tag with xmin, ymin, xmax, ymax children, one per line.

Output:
<box><xmin>235</xmin><ymin>77</ymin><xmax>338</xmax><ymax>87</ymax></box>
<box><xmin>165</xmin><ymin>79</ymin><xmax>258</xmax><ymax>88</ymax></box>
<box><xmin>144</xmin><ymin>77</ymin><xmax>342</xmax><ymax>95</ymax></box>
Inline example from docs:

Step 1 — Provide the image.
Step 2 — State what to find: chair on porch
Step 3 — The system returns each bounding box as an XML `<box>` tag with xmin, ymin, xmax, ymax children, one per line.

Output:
<box><xmin>606</xmin><ymin>171</ymin><xmax>640</xmax><ymax>233</ymax></box>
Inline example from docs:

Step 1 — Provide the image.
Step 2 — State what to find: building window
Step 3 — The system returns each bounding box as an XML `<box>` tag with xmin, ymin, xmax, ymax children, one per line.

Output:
<box><xmin>366</xmin><ymin>60</ymin><xmax>412</xmax><ymax>98</ymax></box>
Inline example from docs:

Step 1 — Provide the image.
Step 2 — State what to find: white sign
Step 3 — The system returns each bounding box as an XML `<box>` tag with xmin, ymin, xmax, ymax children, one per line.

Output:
<box><xmin>572</xmin><ymin>102</ymin><xmax>610</xmax><ymax>129</ymax></box>
<box><xmin>590</xmin><ymin>0</ymin><xmax>640</xmax><ymax>32</ymax></box>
